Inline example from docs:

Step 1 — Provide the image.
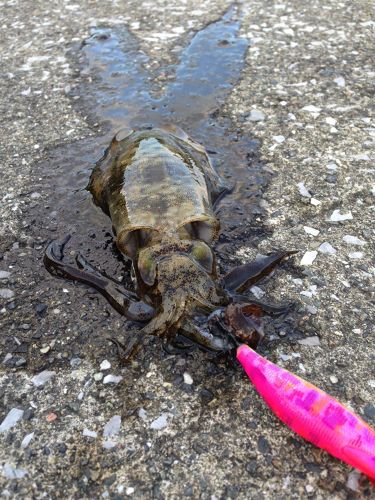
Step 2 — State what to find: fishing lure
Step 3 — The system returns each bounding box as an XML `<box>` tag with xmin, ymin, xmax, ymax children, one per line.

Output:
<box><xmin>237</xmin><ymin>344</ymin><xmax>375</xmax><ymax>481</ymax></box>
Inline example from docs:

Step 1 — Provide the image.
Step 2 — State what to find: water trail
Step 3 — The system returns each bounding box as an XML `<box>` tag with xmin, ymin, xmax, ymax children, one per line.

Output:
<box><xmin>41</xmin><ymin>5</ymin><xmax>269</xmax><ymax>268</ymax></box>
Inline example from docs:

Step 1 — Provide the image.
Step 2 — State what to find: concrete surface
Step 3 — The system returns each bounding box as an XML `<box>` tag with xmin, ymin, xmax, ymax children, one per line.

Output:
<box><xmin>0</xmin><ymin>0</ymin><xmax>374</xmax><ymax>498</ymax></box>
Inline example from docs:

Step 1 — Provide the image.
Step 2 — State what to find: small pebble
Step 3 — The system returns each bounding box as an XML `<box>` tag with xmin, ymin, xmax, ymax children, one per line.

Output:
<box><xmin>318</xmin><ymin>242</ymin><xmax>336</xmax><ymax>254</ymax></box>
<box><xmin>306</xmin><ymin>305</ymin><xmax>318</xmax><ymax>314</ymax></box>
<box><xmin>103</xmin><ymin>415</ymin><xmax>121</xmax><ymax>437</ymax></box>
<box><xmin>0</xmin><ymin>289</ymin><xmax>14</xmax><ymax>299</ymax></box>
<box><xmin>103</xmin><ymin>440</ymin><xmax>116</xmax><ymax>449</ymax></box>
<box><xmin>70</xmin><ymin>358</ymin><xmax>81</xmax><ymax>368</ymax></box>
<box><xmin>31</xmin><ymin>370</ymin><xmax>55</xmax><ymax>387</ymax></box>
<box><xmin>138</xmin><ymin>408</ymin><xmax>147</xmax><ymax>421</ymax></box>
<box><xmin>183</xmin><ymin>372</ymin><xmax>193</xmax><ymax>385</ymax></box>
<box><xmin>83</xmin><ymin>428</ymin><xmax>97</xmax><ymax>438</ymax></box>
<box><xmin>103</xmin><ymin>374</ymin><xmax>123</xmax><ymax>384</ymax></box>
<box><xmin>305</xmin><ymin>485</ymin><xmax>314</xmax><ymax>493</ymax></box>
<box><xmin>126</xmin><ymin>487</ymin><xmax>135</xmax><ymax>495</ymax></box>
<box><xmin>301</xmin><ymin>105</ymin><xmax>321</xmax><ymax>113</ymax></box>
<box><xmin>304</xmin><ymin>226</ymin><xmax>319</xmax><ymax>236</ymax></box>
<box><xmin>100</xmin><ymin>360</ymin><xmax>111</xmax><ymax>371</ymax></box>
<box><xmin>300</xmin><ymin>285</ymin><xmax>317</xmax><ymax>297</ymax></box>
<box><xmin>298</xmin><ymin>336</ymin><xmax>320</xmax><ymax>346</ymax></box>
<box><xmin>353</xmin><ymin>153</ymin><xmax>370</xmax><ymax>161</ymax></box>
<box><xmin>348</xmin><ymin>252</ymin><xmax>363</xmax><ymax>259</ymax></box>
<box><xmin>250</xmin><ymin>285</ymin><xmax>265</xmax><ymax>299</ymax></box>
<box><xmin>297</xmin><ymin>182</ymin><xmax>311</xmax><ymax>198</ymax></box>
<box><xmin>292</xmin><ymin>278</ymin><xmax>303</xmax><ymax>285</ymax></box>
<box><xmin>2</xmin><ymin>464</ymin><xmax>27</xmax><ymax>479</ymax></box>
<box><xmin>3</xmin><ymin>352</ymin><xmax>13</xmax><ymax>365</ymax></box>
<box><xmin>248</xmin><ymin>109</ymin><xmax>265</xmax><ymax>121</ymax></box>
<box><xmin>21</xmin><ymin>432</ymin><xmax>34</xmax><ymax>448</ymax></box>
<box><xmin>327</xmin><ymin>162</ymin><xmax>338</xmax><ymax>171</ymax></box>
<box><xmin>329</xmin><ymin>210</ymin><xmax>353</xmax><ymax>222</ymax></box>
<box><xmin>310</xmin><ymin>198</ymin><xmax>321</xmax><ymax>206</ymax></box>
<box><xmin>325</xmin><ymin>117</ymin><xmax>337</xmax><ymax>126</ymax></box>
<box><xmin>0</xmin><ymin>271</ymin><xmax>11</xmax><ymax>279</ymax></box>
<box><xmin>46</xmin><ymin>413</ymin><xmax>57</xmax><ymax>422</ymax></box>
<box><xmin>346</xmin><ymin>470</ymin><xmax>361</xmax><ymax>491</ymax></box>
<box><xmin>343</xmin><ymin>235</ymin><xmax>366</xmax><ymax>246</ymax></box>
<box><xmin>150</xmin><ymin>413</ymin><xmax>169</xmax><ymax>430</ymax></box>
<box><xmin>0</xmin><ymin>408</ymin><xmax>24</xmax><ymax>433</ymax></box>
<box><xmin>279</xmin><ymin>354</ymin><xmax>291</xmax><ymax>361</ymax></box>
<box><xmin>94</xmin><ymin>372</ymin><xmax>103</xmax><ymax>381</ymax></box>
<box><xmin>334</xmin><ymin>76</ymin><xmax>345</xmax><ymax>87</ymax></box>
<box><xmin>273</xmin><ymin>135</ymin><xmax>285</xmax><ymax>143</ymax></box>
<box><xmin>330</xmin><ymin>375</ymin><xmax>338</xmax><ymax>384</ymax></box>
<box><xmin>300</xmin><ymin>251</ymin><xmax>317</xmax><ymax>266</ymax></box>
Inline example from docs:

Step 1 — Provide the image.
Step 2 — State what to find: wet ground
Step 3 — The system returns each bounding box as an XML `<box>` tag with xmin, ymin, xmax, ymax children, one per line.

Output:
<box><xmin>0</xmin><ymin>0</ymin><xmax>374</xmax><ymax>498</ymax></box>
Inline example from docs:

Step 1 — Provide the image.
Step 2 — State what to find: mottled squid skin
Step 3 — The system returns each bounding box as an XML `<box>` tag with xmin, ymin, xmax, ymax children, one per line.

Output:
<box><xmin>45</xmin><ymin>124</ymin><xmax>296</xmax><ymax>352</ymax></box>
<box><xmin>237</xmin><ymin>344</ymin><xmax>375</xmax><ymax>481</ymax></box>
<box><xmin>89</xmin><ymin>125</ymin><xmax>227</xmax><ymax>337</ymax></box>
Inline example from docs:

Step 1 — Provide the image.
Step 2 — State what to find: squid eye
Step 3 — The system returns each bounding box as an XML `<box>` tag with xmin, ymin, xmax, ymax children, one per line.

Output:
<box><xmin>190</xmin><ymin>242</ymin><xmax>214</xmax><ymax>274</ymax></box>
<box><xmin>138</xmin><ymin>249</ymin><xmax>157</xmax><ymax>286</ymax></box>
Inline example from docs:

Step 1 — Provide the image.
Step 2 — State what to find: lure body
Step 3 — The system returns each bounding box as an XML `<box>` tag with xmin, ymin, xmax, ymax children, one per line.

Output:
<box><xmin>237</xmin><ymin>344</ymin><xmax>375</xmax><ymax>480</ymax></box>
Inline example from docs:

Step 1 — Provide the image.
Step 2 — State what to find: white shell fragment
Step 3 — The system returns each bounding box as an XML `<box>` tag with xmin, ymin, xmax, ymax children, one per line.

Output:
<box><xmin>334</xmin><ymin>76</ymin><xmax>345</xmax><ymax>87</ymax></box>
<box><xmin>103</xmin><ymin>374</ymin><xmax>123</xmax><ymax>384</ymax></box>
<box><xmin>301</xmin><ymin>105</ymin><xmax>321</xmax><ymax>113</ymax></box>
<box><xmin>300</xmin><ymin>251</ymin><xmax>317</xmax><ymax>266</ymax></box>
<box><xmin>348</xmin><ymin>252</ymin><xmax>363</xmax><ymax>259</ymax></box>
<box><xmin>327</xmin><ymin>162</ymin><xmax>338</xmax><ymax>171</ymax></box>
<box><xmin>248</xmin><ymin>109</ymin><xmax>265</xmax><ymax>121</ymax></box>
<box><xmin>273</xmin><ymin>135</ymin><xmax>285</xmax><ymax>143</ymax></box>
<box><xmin>150</xmin><ymin>413</ymin><xmax>169</xmax><ymax>430</ymax></box>
<box><xmin>310</xmin><ymin>198</ymin><xmax>321</xmax><ymax>206</ymax></box>
<box><xmin>138</xmin><ymin>408</ymin><xmax>148</xmax><ymax>421</ymax></box>
<box><xmin>298</xmin><ymin>336</ymin><xmax>320</xmax><ymax>346</ymax></box>
<box><xmin>346</xmin><ymin>470</ymin><xmax>361</xmax><ymax>491</ymax></box>
<box><xmin>31</xmin><ymin>370</ymin><xmax>56</xmax><ymax>387</ymax></box>
<box><xmin>250</xmin><ymin>285</ymin><xmax>265</xmax><ymax>299</ymax></box>
<box><xmin>318</xmin><ymin>242</ymin><xmax>336</xmax><ymax>254</ymax></box>
<box><xmin>304</xmin><ymin>226</ymin><xmax>320</xmax><ymax>236</ymax></box>
<box><xmin>297</xmin><ymin>182</ymin><xmax>311</xmax><ymax>198</ymax></box>
<box><xmin>0</xmin><ymin>289</ymin><xmax>15</xmax><ymax>299</ymax></box>
<box><xmin>103</xmin><ymin>415</ymin><xmax>121</xmax><ymax>437</ymax></box>
<box><xmin>0</xmin><ymin>408</ymin><xmax>24</xmax><ymax>433</ymax></box>
<box><xmin>325</xmin><ymin>117</ymin><xmax>337</xmax><ymax>126</ymax></box>
<box><xmin>183</xmin><ymin>372</ymin><xmax>193</xmax><ymax>385</ymax></box>
<box><xmin>343</xmin><ymin>235</ymin><xmax>366</xmax><ymax>246</ymax></box>
<box><xmin>100</xmin><ymin>360</ymin><xmax>111</xmax><ymax>371</ymax></box>
<box><xmin>2</xmin><ymin>463</ymin><xmax>27</xmax><ymax>479</ymax></box>
<box><xmin>21</xmin><ymin>432</ymin><xmax>34</xmax><ymax>448</ymax></box>
<box><xmin>329</xmin><ymin>210</ymin><xmax>353</xmax><ymax>222</ymax></box>
<box><xmin>83</xmin><ymin>428</ymin><xmax>97</xmax><ymax>438</ymax></box>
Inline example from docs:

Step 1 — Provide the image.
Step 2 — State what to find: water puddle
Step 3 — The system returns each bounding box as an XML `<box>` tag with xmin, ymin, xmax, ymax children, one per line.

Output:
<box><xmin>44</xmin><ymin>6</ymin><xmax>270</xmax><ymax>259</ymax></box>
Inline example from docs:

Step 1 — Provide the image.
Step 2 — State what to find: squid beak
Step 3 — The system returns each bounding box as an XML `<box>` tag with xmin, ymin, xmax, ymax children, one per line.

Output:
<box><xmin>140</xmin><ymin>292</ymin><xmax>187</xmax><ymax>336</ymax></box>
